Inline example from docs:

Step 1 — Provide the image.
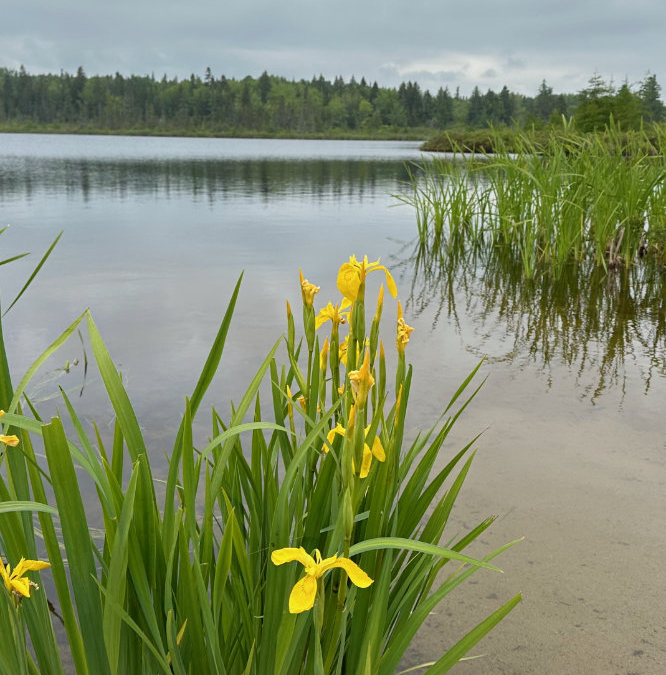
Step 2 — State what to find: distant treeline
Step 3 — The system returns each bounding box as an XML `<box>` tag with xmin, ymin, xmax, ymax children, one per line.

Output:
<box><xmin>0</xmin><ymin>66</ymin><xmax>664</xmax><ymax>136</ymax></box>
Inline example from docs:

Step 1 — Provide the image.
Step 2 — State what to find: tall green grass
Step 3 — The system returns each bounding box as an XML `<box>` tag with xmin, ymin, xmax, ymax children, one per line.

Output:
<box><xmin>0</xmin><ymin>233</ymin><xmax>520</xmax><ymax>673</ymax></box>
<box><xmin>400</xmin><ymin>124</ymin><xmax>666</xmax><ymax>279</ymax></box>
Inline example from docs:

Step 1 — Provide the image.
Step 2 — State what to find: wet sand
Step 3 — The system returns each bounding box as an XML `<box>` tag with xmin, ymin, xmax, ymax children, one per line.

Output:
<box><xmin>401</xmin><ymin>350</ymin><xmax>666</xmax><ymax>674</ymax></box>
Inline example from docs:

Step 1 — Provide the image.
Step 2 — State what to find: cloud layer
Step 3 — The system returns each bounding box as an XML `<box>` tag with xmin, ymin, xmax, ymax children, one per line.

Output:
<box><xmin>2</xmin><ymin>0</ymin><xmax>664</xmax><ymax>96</ymax></box>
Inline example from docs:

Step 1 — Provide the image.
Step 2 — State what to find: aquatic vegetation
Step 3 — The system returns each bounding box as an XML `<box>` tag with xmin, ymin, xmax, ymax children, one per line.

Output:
<box><xmin>0</xmin><ymin>233</ymin><xmax>520</xmax><ymax>673</ymax></box>
<box><xmin>402</xmin><ymin>125</ymin><xmax>666</xmax><ymax>279</ymax></box>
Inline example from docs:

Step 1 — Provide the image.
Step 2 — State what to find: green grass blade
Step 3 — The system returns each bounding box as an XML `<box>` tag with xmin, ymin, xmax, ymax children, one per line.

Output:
<box><xmin>0</xmin><ymin>252</ymin><xmax>30</xmax><ymax>267</ymax></box>
<box><xmin>348</xmin><ymin>537</ymin><xmax>501</xmax><ymax>572</ymax></box>
<box><xmin>86</xmin><ymin>311</ymin><xmax>147</xmax><ymax>461</ymax></box>
<box><xmin>423</xmin><ymin>593</ymin><xmax>522</xmax><ymax>674</ymax></box>
<box><xmin>0</xmin><ymin>299</ymin><xmax>14</xmax><ymax>409</ymax></box>
<box><xmin>59</xmin><ymin>386</ymin><xmax>116</xmax><ymax>517</ymax></box>
<box><xmin>96</xmin><ymin>585</ymin><xmax>173</xmax><ymax>675</ymax></box>
<box><xmin>3</xmin><ymin>231</ymin><xmax>63</xmax><ymax>316</ymax></box>
<box><xmin>378</xmin><ymin>538</ymin><xmax>522</xmax><ymax>675</ymax></box>
<box><xmin>199</xmin><ymin>422</ymin><xmax>291</xmax><ymax>463</ymax></box>
<box><xmin>1</xmin><ymin>411</ymin><xmax>103</xmax><ymax>491</ymax></box>
<box><xmin>103</xmin><ymin>462</ymin><xmax>140</xmax><ymax>674</ymax></box>
<box><xmin>21</xmin><ymin>426</ymin><xmax>90</xmax><ymax>675</ymax></box>
<box><xmin>0</xmin><ymin>500</ymin><xmax>57</xmax><ymax>515</ymax></box>
<box><xmin>6</xmin><ymin>309</ymin><xmax>87</xmax><ymax>416</ymax></box>
<box><xmin>42</xmin><ymin>416</ymin><xmax>111</xmax><ymax>675</ymax></box>
<box><xmin>189</xmin><ymin>273</ymin><xmax>243</xmax><ymax>417</ymax></box>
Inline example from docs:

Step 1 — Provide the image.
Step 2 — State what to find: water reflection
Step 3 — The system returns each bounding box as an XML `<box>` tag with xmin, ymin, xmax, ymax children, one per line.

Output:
<box><xmin>0</xmin><ymin>156</ymin><xmax>413</xmax><ymax>204</ymax></box>
<box><xmin>395</xmin><ymin>238</ymin><xmax>666</xmax><ymax>401</ymax></box>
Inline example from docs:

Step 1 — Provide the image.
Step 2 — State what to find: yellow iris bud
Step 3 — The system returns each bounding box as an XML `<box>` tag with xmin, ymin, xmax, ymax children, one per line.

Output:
<box><xmin>348</xmin><ymin>349</ymin><xmax>374</xmax><ymax>407</ymax></box>
<box><xmin>319</xmin><ymin>337</ymin><xmax>329</xmax><ymax>372</ymax></box>
<box><xmin>396</xmin><ymin>301</ymin><xmax>414</xmax><ymax>355</ymax></box>
<box><xmin>299</xmin><ymin>269</ymin><xmax>320</xmax><ymax>308</ymax></box>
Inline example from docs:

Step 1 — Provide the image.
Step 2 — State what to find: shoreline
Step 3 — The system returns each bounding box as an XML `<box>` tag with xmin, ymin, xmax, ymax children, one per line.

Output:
<box><xmin>0</xmin><ymin>123</ymin><xmax>432</xmax><ymax>142</ymax></box>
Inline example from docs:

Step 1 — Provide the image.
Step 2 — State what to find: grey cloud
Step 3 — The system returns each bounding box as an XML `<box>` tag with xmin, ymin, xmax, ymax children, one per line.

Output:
<box><xmin>504</xmin><ymin>56</ymin><xmax>526</xmax><ymax>71</ymax></box>
<box><xmin>1</xmin><ymin>0</ymin><xmax>665</xmax><ymax>97</ymax></box>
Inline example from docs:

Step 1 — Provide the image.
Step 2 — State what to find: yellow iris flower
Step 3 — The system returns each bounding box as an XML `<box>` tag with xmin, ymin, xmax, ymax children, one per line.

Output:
<box><xmin>322</xmin><ymin>424</ymin><xmax>386</xmax><ymax>478</ymax></box>
<box><xmin>315</xmin><ymin>299</ymin><xmax>351</xmax><ymax>330</ymax></box>
<box><xmin>0</xmin><ymin>556</ymin><xmax>50</xmax><ymax>599</ymax></box>
<box><xmin>271</xmin><ymin>547</ymin><xmax>373</xmax><ymax>613</ymax></box>
<box><xmin>0</xmin><ymin>411</ymin><xmax>19</xmax><ymax>447</ymax></box>
<box><xmin>336</xmin><ymin>255</ymin><xmax>397</xmax><ymax>302</ymax></box>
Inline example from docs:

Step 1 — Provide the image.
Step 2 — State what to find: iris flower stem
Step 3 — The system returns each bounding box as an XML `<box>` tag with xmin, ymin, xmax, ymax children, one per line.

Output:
<box><xmin>318</xmin><ymin>372</ymin><xmax>327</xmax><ymax>420</ymax></box>
<box><xmin>323</xmin><ymin>570</ymin><xmax>348</xmax><ymax>673</ymax></box>
<box><xmin>7</xmin><ymin>600</ymin><xmax>29</xmax><ymax>675</ymax></box>
<box><xmin>305</xmin><ymin>446</ymin><xmax>319</xmax><ymax>512</ymax></box>
<box><xmin>313</xmin><ymin>579</ymin><xmax>325</xmax><ymax>675</ymax></box>
<box><xmin>352</xmin><ymin>302</ymin><xmax>365</xmax><ymax>347</ymax></box>
<box><xmin>395</xmin><ymin>352</ymin><xmax>405</xmax><ymax>395</ymax></box>
<box><xmin>325</xmin><ymin>498</ymin><xmax>353</xmax><ymax>672</ymax></box>
<box><xmin>352</xmin><ymin>406</ymin><xmax>366</xmax><ymax>485</ymax></box>
<box><xmin>329</xmin><ymin>325</ymin><xmax>341</xmax><ymax>420</ymax></box>
<box><xmin>303</xmin><ymin>303</ymin><xmax>316</xmax><ymax>354</ymax></box>
<box><xmin>306</xmin><ymin>350</ymin><xmax>313</xmax><ymax>401</ymax></box>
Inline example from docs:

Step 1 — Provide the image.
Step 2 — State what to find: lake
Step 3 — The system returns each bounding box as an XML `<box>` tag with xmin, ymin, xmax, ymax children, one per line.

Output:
<box><xmin>1</xmin><ymin>133</ymin><xmax>665</xmax><ymax>674</ymax></box>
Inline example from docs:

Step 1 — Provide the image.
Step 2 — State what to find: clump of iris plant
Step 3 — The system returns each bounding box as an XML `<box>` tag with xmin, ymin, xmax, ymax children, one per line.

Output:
<box><xmin>0</xmin><ymin>246</ymin><xmax>520</xmax><ymax>675</ymax></box>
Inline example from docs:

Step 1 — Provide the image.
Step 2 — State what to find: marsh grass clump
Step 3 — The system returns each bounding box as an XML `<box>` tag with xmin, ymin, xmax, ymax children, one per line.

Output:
<box><xmin>0</xmin><ymin>233</ymin><xmax>520</xmax><ymax>674</ymax></box>
<box><xmin>404</xmin><ymin>125</ymin><xmax>666</xmax><ymax>279</ymax></box>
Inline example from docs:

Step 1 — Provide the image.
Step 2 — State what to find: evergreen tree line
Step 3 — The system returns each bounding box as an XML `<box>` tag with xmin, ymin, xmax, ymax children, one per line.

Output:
<box><xmin>0</xmin><ymin>66</ymin><xmax>663</xmax><ymax>134</ymax></box>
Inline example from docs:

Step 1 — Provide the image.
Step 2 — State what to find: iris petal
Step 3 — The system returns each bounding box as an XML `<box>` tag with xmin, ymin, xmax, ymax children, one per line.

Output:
<box><xmin>337</xmin><ymin>263</ymin><xmax>362</xmax><ymax>301</ymax></box>
<box><xmin>271</xmin><ymin>547</ymin><xmax>315</xmax><ymax>568</ymax></box>
<box><xmin>320</xmin><ymin>557</ymin><xmax>373</xmax><ymax>588</ymax></box>
<box><xmin>382</xmin><ymin>267</ymin><xmax>398</xmax><ymax>298</ymax></box>
<box><xmin>11</xmin><ymin>577</ymin><xmax>31</xmax><ymax>598</ymax></box>
<box><xmin>371</xmin><ymin>436</ymin><xmax>385</xmax><ymax>462</ymax></box>
<box><xmin>360</xmin><ymin>445</ymin><xmax>373</xmax><ymax>478</ymax></box>
<box><xmin>315</xmin><ymin>303</ymin><xmax>335</xmax><ymax>330</ymax></box>
<box><xmin>13</xmin><ymin>559</ymin><xmax>50</xmax><ymax>575</ymax></box>
<box><xmin>323</xmin><ymin>424</ymin><xmax>345</xmax><ymax>453</ymax></box>
<box><xmin>289</xmin><ymin>574</ymin><xmax>318</xmax><ymax>613</ymax></box>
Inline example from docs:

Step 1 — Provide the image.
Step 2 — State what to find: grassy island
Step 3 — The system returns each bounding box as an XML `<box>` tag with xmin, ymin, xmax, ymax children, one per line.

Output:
<box><xmin>419</xmin><ymin>124</ymin><xmax>666</xmax><ymax>154</ymax></box>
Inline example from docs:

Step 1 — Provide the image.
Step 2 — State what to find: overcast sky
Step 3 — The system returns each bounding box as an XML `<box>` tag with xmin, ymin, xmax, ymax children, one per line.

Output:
<box><xmin>2</xmin><ymin>0</ymin><xmax>664</xmax><ymax>97</ymax></box>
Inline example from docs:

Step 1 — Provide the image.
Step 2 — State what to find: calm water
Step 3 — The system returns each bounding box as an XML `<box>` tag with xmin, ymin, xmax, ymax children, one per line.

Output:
<box><xmin>1</xmin><ymin>133</ymin><xmax>665</xmax><ymax>673</ymax></box>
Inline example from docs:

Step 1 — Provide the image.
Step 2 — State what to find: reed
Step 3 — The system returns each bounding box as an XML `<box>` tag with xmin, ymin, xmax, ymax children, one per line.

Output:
<box><xmin>0</xmin><ymin>232</ymin><xmax>520</xmax><ymax>674</ymax></box>
<box><xmin>402</xmin><ymin>125</ymin><xmax>666</xmax><ymax>279</ymax></box>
